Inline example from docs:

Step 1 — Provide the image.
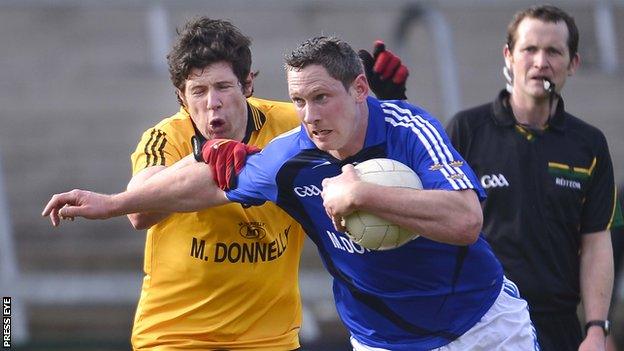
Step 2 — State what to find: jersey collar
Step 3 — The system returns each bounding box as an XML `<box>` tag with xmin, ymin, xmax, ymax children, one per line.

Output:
<box><xmin>183</xmin><ymin>100</ymin><xmax>266</xmax><ymax>145</ymax></box>
<box><xmin>242</xmin><ymin>100</ymin><xmax>267</xmax><ymax>143</ymax></box>
<box><xmin>297</xmin><ymin>96</ymin><xmax>387</xmax><ymax>150</ymax></box>
<box><xmin>364</xmin><ymin>96</ymin><xmax>387</xmax><ymax>147</ymax></box>
<box><xmin>493</xmin><ymin>89</ymin><xmax>566</xmax><ymax>132</ymax></box>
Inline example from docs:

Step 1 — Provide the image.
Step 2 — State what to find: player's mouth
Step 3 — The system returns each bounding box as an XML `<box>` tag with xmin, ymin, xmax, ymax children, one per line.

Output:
<box><xmin>210</xmin><ymin>119</ymin><xmax>226</xmax><ymax>130</ymax></box>
<box><xmin>312</xmin><ymin>129</ymin><xmax>332</xmax><ymax>140</ymax></box>
<box><xmin>210</xmin><ymin>118</ymin><xmax>225</xmax><ymax>127</ymax></box>
<box><xmin>209</xmin><ymin>119</ymin><xmax>228</xmax><ymax>137</ymax></box>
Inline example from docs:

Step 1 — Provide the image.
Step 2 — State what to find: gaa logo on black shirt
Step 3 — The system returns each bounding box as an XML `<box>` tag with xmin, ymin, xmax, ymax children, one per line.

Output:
<box><xmin>480</xmin><ymin>174</ymin><xmax>510</xmax><ymax>189</ymax></box>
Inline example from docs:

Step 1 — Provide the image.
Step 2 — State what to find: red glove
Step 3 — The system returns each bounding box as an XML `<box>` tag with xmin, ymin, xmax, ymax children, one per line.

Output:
<box><xmin>199</xmin><ymin>139</ymin><xmax>260</xmax><ymax>190</ymax></box>
<box><xmin>359</xmin><ymin>40</ymin><xmax>409</xmax><ymax>100</ymax></box>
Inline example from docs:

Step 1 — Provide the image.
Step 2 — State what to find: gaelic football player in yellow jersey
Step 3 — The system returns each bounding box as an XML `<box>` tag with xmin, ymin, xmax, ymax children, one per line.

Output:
<box><xmin>126</xmin><ymin>18</ymin><xmax>305</xmax><ymax>350</ymax></box>
<box><xmin>125</xmin><ymin>17</ymin><xmax>407</xmax><ymax>351</ymax></box>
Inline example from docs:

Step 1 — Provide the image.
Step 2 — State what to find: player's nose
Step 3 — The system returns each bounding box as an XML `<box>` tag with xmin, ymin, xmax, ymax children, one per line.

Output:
<box><xmin>206</xmin><ymin>89</ymin><xmax>223</xmax><ymax>110</ymax></box>
<box><xmin>302</xmin><ymin>104</ymin><xmax>320</xmax><ymax>124</ymax></box>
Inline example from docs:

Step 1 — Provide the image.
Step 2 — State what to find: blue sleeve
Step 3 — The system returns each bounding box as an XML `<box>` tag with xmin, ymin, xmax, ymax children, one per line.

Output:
<box><xmin>226</xmin><ymin>128</ymin><xmax>303</xmax><ymax>206</ymax></box>
<box><xmin>225</xmin><ymin>151</ymin><xmax>276</xmax><ymax>206</ymax></box>
<box><xmin>398</xmin><ymin>105</ymin><xmax>486</xmax><ymax>200</ymax></box>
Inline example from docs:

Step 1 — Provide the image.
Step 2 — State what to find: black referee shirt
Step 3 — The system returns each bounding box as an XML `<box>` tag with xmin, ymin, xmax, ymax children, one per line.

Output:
<box><xmin>446</xmin><ymin>89</ymin><xmax>621</xmax><ymax>313</ymax></box>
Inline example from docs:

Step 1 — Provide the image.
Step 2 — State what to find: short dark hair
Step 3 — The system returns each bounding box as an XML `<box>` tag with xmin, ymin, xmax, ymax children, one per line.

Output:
<box><xmin>284</xmin><ymin>36</ymin><xmax>363</xmax><ymax>90</ymax></box>
<box><xmin>167</xmin><ymin>17</ymin><xmax>252</xmax><ymax>105</ymax></box>
<box><xmin>506</xmin><ymin>5</ymin><xmax>579</xmax><ymax>60</ymax></box>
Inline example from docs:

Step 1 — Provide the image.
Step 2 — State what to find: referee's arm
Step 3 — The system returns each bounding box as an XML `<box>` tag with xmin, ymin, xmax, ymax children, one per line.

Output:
<box><xmin>579</xmin><ymin>229</ymin><xmax>613</xmax><ymax>343</ymax></box>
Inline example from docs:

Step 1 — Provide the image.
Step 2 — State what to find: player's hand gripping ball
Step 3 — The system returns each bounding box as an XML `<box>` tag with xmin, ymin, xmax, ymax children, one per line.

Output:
<box><xmin>343</xmin><ymin>158</ymin><xmax>422</xmax><ymax>250</ymax></box>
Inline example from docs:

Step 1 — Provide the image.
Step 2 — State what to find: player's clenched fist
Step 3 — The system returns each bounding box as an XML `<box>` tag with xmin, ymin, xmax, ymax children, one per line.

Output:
<box><xmin>358</xmin><ymin>40</ymin><xmax>409</xmax><ymax>100</ymax></box>
<box><xmin>194</xmin><ymin>138</ymin><xmax>260</xmax><ymax>190</ymax></box>
<box><xmin>321</xmin><ymin>164</ymin><xmax>361</xmax><ymax>232</ymax></box>
<box><xmin>42</xmin><ymin>189</ymin><xmax>114</xmax><ymax>227</ymax></box>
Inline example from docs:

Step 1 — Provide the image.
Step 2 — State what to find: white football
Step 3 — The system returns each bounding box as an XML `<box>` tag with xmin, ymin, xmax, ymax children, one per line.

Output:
<box><xmin>344</xmin><ymin>158</ymin><xmax>422</xmax><ymax>250</ymax></box>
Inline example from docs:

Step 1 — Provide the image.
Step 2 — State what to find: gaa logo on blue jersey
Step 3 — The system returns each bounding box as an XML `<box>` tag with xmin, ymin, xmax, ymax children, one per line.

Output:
<box><xmin>294</xmin><ymin>185</ymin><xmax>322</xmax><ymax>197</ymax></box>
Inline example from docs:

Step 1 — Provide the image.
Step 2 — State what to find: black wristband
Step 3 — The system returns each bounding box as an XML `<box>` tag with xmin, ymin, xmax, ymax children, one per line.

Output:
<box><xmin>191</xmin><ymin>135</ymin><xmax>204</xmax><ymax>162</ymax></box>
<box><xmin>584</xmin><ymin>320</ymin><xmax>610</xmax><ymax>336</ymax></box>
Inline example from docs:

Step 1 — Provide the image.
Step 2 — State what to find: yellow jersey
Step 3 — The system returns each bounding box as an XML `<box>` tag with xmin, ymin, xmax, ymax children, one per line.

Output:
<box><xmin>130</xmin><ymin>98</ymin><xmax>305</xmax><ymax>350</ymax></box>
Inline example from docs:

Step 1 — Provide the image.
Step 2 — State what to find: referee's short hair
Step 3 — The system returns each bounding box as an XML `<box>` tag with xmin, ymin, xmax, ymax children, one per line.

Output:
<box><xmin>285</xmin><ymin>36</ymin><xmax>363</xmax><ymax>91</ymax></box>
<box><xmin>506</xmin><ymin>5</ymin><xmax>579</xmax><ymax>60</ymax></box>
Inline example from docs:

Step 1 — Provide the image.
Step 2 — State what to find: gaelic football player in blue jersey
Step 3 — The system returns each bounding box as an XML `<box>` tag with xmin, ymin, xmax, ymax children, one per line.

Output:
<box><xmin>44</xmin><ymin>36</ymin><xmax>540</xmax><ymax>350</ymax></box>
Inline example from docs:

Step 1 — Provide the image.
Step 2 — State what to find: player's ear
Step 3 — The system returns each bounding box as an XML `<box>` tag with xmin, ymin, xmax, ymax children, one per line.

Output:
<box><xmin>351</xmin><ymin>74</ymin><xmax>369</xmax><ymax>102</ymax></box>
<box><xmin>177</xmin><ymin>88</ymin><xmax>188</xmax><ymax>107</ymax></box>
<box><xmin>242</xmin><ymin>71</ymin><xmax>256</xmax><ymax>98</ymax></box>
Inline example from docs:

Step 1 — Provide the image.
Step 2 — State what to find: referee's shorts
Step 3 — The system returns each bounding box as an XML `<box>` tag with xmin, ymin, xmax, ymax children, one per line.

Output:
<box><xmin>530</xmin><ymin>310</ymin><xmax>582</xmax><ymax>351</ymax></box>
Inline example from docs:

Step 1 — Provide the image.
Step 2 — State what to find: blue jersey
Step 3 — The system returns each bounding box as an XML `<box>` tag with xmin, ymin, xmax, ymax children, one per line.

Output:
<box><xmin>226</xmin><ymin>97</ymin><xmax>503</xmax><ymax>350</ymax></box>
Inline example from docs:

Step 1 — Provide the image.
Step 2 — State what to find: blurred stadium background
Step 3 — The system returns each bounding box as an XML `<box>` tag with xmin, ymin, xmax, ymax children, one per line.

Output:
<box><xmin>0</xmin><ymin>0</ymin><xmax>623</xmax><ymax>350</ymax></box>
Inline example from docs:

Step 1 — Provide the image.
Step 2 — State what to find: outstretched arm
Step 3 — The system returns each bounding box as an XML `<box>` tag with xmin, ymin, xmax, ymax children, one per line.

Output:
<box><xmin>43</xmin><ymin>155</ymin><xmax>229</xmax><ymax>226</ymax></box>
<box><xmin>126</xmin><ymin>166</ymin><xmax>171</xmax><ymax>230</ymax></box>
<box><xmin>125</xmin><ymin>154</ymin><xmax>201</xmax><ymax>229</ymax></box>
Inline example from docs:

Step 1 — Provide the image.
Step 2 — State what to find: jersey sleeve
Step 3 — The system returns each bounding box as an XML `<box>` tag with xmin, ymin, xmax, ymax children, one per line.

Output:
<box><xmin>580</xmin><ymin>133</ymin><xmax>621</xmax><ymax>233</ymax></box>
<box><xmin>225</xmin><ymin>151</ymin><xmax>276</xmax><ymax>206</ymax></box>
<box><xmin>130</xmin><ymin>126</ymin><xmax>188</xmax><ymax>175</ymax></box>
<box><xmin>405</xmin><ymin>111</ymin><xmax>486</xmax><ymax>200</ymax></box>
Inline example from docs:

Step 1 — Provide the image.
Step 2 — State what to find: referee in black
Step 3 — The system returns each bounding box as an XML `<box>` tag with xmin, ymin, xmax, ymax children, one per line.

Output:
<box><xmin>446</xmin><ymin>5</ymin><xmax>622</xmax><ymax>351</ymax></box>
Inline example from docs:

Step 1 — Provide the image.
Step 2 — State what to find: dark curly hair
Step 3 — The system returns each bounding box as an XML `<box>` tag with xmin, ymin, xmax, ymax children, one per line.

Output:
<box><xmin>167</xmin><ymin>17</ymin><xmax>252</xmax><ymax>106</ymax></box>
